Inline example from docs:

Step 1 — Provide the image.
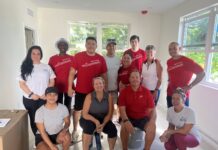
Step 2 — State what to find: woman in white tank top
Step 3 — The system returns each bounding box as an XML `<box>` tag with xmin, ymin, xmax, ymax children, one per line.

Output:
<box><xmin>141</xmin><ymin>45</ymin><xmax>163</xmax><ymax>105</ymax></box>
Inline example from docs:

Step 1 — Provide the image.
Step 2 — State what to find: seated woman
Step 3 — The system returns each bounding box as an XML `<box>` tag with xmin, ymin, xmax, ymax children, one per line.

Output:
<box><xmin>80</xmin><ymin>77</ymin><xmax>117</xmax><ymax>150</ymax></box>
<box><xmin>160</xmin><ymin>88</ymin><xmax>200</xmax><ymax>150</ymax></box>
<box><xmin>35</xmin><ymin>87</ymin><xmax>71</xmax><ymax>150</ymax></box>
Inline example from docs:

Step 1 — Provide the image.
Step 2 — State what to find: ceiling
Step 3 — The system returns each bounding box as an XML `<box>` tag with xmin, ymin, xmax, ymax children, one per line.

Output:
<box><xmin>31</xmin><ymin>0</ymin><xmax>188</xmax><ymax>14</ymax></box>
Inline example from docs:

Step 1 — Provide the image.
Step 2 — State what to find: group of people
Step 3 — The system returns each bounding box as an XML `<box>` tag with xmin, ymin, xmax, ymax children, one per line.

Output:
<box><xmin>18</xmin><ymin>34</ymin><xmax>205</xmax><ymax>150</ymax></box>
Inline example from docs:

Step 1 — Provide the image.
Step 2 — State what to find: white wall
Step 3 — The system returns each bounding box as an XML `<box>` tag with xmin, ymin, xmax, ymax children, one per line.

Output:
<box><xmin>0</xmin><ymin>0</ymin><xmax>38</xmax><ymax>109</ymax></box>
<box><xmin>37</xmin><ymin>8</ymin><xmax>161</xmax><ymax>62</ymax></box>
<box><xmin>158</xmin><ymin>0</ymin><xmax>218</xmax><ymax>144</ymax></box>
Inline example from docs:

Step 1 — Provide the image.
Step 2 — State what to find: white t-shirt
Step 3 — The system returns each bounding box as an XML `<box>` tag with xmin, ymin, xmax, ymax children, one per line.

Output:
<box><xmin>141</xmin><ymin>61</ymin><xmax>158</xmax><ymax>90</ymax></box>
<box><xmin>104</xmin><ymin>55</ymin><xmax>120</xmax><ymax>91</ymax></box>
<box><xmin>167</xmin><ymin>106</ymin><xmax>201</xmax><ymax>142</ymax></box>
<box><xmin>35</xmin><ymin>103</ymin><xmax>69</xmax><ymax>135</ymax></box>
<box><xmin>18</xmin><ymin>63</ymin><xmax>56</xmax><ymax>98</ymax></box>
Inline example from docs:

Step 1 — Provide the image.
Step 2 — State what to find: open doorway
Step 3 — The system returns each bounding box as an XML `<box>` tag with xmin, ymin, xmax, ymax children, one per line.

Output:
<box><xmin>25</xmin><ymin>27</ymin><xmax>35</xmax><ymax>51</ymax></box>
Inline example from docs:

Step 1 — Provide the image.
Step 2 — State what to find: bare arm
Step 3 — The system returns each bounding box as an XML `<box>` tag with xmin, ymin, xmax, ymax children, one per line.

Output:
<box><xmin>19</xmin><ymin>81</ymin><xmax>40</xmax><ymax>100</ymax></box>
<box><xmin>183</xmin><ymin>71</ymin><xmax>205</xmax><ymax>92</ymax></box>
<box><xmin>68</xmin><ymin>67</ymin><xmax>76</xmax><ymax>96</ymax></box>
<box><xmin>119</xmin><ymin>106</ymin><xmax>134</xmax><ymax>134</ymax></box>
<box><xmin>166</xmin><ymin>123</ymin><xmax>193</xmax><ymax>135</ymax></box>
<box><xmin>101</xmin><ymin>72</ymin><xmax>108</xmax><ymax>90</ymax></box>
<box><xmin>19</xmin><ymin>80</ymin><xmax>32</xmax><ymax>96</ymax></box>
<box><xmin>155</xmin><ymin>60</ymin><xmax>163</xmax><ymax>90</ymax></box>
<box><xmin>48</xmin><ymin>78</ymin><xmax>55</xmax><ymax>87</ymax></box>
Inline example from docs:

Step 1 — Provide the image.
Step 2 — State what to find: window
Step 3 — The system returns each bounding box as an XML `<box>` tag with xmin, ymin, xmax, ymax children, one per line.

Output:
<box><xmin>68</xmin><ymin>22</ymin><xmax>129</xmax><ymax>57</ymax></box>
<box><xmin>180</xmin><ymin>4</ymin><xmax>218</xmax><ymax>87</ymax></box>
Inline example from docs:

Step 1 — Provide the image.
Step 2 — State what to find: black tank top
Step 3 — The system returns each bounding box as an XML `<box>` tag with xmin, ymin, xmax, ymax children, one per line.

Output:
<box><xmin>88</xmin><ymin>91</ymin><xmax>109</xmax><ymax>119</ymax></box>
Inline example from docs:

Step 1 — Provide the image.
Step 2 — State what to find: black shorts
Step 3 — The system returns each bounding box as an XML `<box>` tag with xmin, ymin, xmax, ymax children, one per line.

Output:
<box><xmin>80</xmin><ymin>117</ymin><xmax>117</xmax><ymax>138</ymax></box>
<box><xmin>74</xmin><ymin>92</ymin><xmax>87</xmax><ymax>111</ymax></box>
<box><xmin>35</xmin><ymin>133</ymin><xmax>58</xmax><ymax>146</ymax></box>
<box><xmin>129</xmin><ymin>117</ymin><xmax>149</xmax><ymax>131</ymax></box>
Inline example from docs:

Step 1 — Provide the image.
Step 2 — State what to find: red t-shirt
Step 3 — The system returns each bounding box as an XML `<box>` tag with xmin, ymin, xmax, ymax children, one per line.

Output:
<box><xmin>167</xmin><ymin>56</ymin><xmax>204</xmax><ymax>97</ymax></box>
<box><xmin>124</xmin><ymin>48</ymin><xmax>146</xmax><ymax>72</ymax></box>
<box><xmin>72</xmin><ymin>51</ymin><xmax>107</xmax><ymax>94</ymax></box>
<box><xmin>48</xmin><ymin>54</ymin><xmax>74</xmax><ymax>93</ymax></box>
<box><xmin>118</xmin><ymin>85</ymin><xmax>154</xmax><ymax>119</ymax></box>
<box><xmin>117</xmin><ymin>66</ymin><xmax>134</xmax><ymax>85</ymax></box>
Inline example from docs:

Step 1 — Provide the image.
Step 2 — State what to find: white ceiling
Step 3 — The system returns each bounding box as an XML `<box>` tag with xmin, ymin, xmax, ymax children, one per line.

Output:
<box><xmin>31</xmin><ymin>0</ymin><xmax>188</xmax><ymax>14</ymax></box>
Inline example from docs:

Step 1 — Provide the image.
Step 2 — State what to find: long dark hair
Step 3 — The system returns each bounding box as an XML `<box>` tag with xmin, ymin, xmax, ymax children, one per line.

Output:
<box><xmin>21</xmin><ymin>46</ymin><xmax>43</xmax><ymax>81</ymax></box>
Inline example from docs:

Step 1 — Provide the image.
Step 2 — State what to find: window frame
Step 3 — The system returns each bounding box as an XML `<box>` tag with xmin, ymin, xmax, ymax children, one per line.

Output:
<box><xmin>67</xmin><ymin>21</ymin><xmax>130</xmax><ymax>54</ymax></box>
<box><xmin>179</xmin><ymin>4</ymin><xmax>218</xmax><ymax>89</ymax></box>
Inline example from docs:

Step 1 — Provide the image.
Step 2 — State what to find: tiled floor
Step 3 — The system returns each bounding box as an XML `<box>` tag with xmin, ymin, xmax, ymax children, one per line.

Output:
<box><xmin>29</xmin><ymin>105</ymin><xmax>216</xmax><ymax>150</ymax></box>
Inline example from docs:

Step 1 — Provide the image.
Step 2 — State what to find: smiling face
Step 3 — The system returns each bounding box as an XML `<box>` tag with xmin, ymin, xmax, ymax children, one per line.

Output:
<box><xmin>122</xmin><ymin>53</ymin><xmax>132</xmax><ymax>68</ymax></box>
<box><xmin>168</xmin><ymin>43</ymin><xmax>180</xmax><ymax>58</ymax></box>
<box><xmin>45</xmin><ymin>93</ymin><xmax>58</xmax><ymax>104</ymax></box>
<box><xmin>129</xmin><ymin>71</ymin><xmax>141</xmax><ymax>88</ymax></box>
<box><xmin>93</xmin><ymin>77</ymin><xmax>105</xmax><ymax>92</ymax></box>
<box><xmin>31</xmin><ymin>48</ymin><xmax>41</xmax><ymax>64</ymax></box>
<box><xmin>172</xmin><ymin>92</ymin><xmax>184</xmax><ymax>107</ymax></box>
<box><xmin>57</xmin><ymin>42</ymin><xmax>68</xmax><ymax>54</ymax></box>
<box><xmin>106</xmin><ymin>43</ymin><xmax>116</xmax><ymax>56</ymax></box>
<box><xmin>86</xmin><ymin>39</ymin><xmax>97</xmax><ymax>55</ymax></box>
<box><xmin>146</xmin><ymin>49</ymin><xmax>156</xmax><ymax>59</ymax></box>
<box><xmin>130</xmin><ymin>39</ymin><xmax>139</xmax><ymax>51</ymax></box>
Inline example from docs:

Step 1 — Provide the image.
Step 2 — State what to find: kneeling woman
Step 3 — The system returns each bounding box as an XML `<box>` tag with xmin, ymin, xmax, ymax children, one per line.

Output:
<box><xmin>35</xmin><ymin>87</ymin><xmax>71</xmax><ymax>150</ymax></box>
<box><xmin>80</xmin><ymin>77</ymin><xmax>117</xmax><ymax>150</ymax></box>
<box><xmin>160</xmin><ymin>88</ymin><xmax>200</xmax><ymax>150</ymax></box>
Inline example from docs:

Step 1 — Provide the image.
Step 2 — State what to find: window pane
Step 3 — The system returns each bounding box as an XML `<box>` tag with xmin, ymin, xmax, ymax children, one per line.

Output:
<box><xmin>183</xmin><ymin>17</ymin><xmax>209</xmax><ymax>49</ymax></box>
<box><xmin>212</xmin><ymin>14</ymin><xmax>218</xmax><ymax>50</ymax></box>
<box><xmin>102</xmin><ymin>24</ymin><xmax>128</xmax><ymax>51</ymax></box>
<box><xmin>69</xmin><ymin>23</ymin><xmax>97</xmax><ymax>54</ymax></box>
<box><xmin>183</xmin><ymin>51</ymin><xmax>205</xmax><ymax>68</ymax></box>
<box><xmin>208</xmin><ymin>52</ymin><xmax>218</xmax><ymax>83</ymax></box>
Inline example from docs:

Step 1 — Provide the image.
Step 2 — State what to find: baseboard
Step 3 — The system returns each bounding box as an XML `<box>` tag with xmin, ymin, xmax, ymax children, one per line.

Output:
<box><xmin>199</xmin><ymin>129</ymin><xmax>218</xmax><ymax>150</ymax></box>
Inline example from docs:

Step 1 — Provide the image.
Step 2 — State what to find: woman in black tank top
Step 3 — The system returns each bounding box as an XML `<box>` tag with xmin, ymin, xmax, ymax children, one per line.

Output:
<box><xmin>79</xmin><ymin>77</ymin><xmax>117</xmax><ymax>150</ymax></box>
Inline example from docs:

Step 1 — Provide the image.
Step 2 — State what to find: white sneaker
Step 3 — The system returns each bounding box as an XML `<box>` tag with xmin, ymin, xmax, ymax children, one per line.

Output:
<box><xmin>72</xmin><ymin>131</ymin><xmax>80</xmax><ymax>142</ymax></box>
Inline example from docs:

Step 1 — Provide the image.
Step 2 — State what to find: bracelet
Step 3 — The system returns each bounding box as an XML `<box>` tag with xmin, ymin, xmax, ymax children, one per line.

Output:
<box><xmin>122</xmin><ymin>119</ymin><xmax>129</xmax><ymax>123</ymax></box>
<box><xmin>28</xmin><ymin>92</ymin><xmax>34</xmax><ymax>98</ymax></box>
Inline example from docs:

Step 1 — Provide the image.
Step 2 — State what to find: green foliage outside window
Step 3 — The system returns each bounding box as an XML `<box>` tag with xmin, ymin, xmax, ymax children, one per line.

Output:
<box><xmin>183</xmin><ymin>17</ymin><xmax>208</xmax><ymax>47</ymax></box>
<box><xmin>183</xmin><ymin>51</ymin><xmax>205</xmax><ymax>68</ymax></box>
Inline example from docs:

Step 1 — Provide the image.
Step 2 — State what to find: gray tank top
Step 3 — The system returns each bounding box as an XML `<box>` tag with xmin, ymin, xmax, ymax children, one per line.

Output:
<box><xmin>88</xmin><ymin>91</ymin><xmax>109</xmax><ymax>119</ymax></box>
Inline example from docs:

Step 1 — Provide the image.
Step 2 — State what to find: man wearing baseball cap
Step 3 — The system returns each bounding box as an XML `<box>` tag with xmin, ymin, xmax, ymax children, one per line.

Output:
<box><xmin>104</xmin><ymin>39</ymin><xmax>120</xmax><ymax>121</ymax></box>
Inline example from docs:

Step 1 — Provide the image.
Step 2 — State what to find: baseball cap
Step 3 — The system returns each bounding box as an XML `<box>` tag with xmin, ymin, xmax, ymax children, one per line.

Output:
<box><xmin>45</xmin><ymin>87</ymin><xmax>58</xmax><ymax>95</ymax></box>
<box><xmin>106</xmin><ymin>39</ymin><xmax>116</xmax><ymax>46</ymax></box>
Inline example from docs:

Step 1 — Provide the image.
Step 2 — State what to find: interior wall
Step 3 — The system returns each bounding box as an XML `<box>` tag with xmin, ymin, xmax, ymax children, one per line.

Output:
<box><xmin>37</xmin><ymin>8</ymin><xmax>161</xmax><ymax>62</ymax></box>
<box><xmin>0</xmin><ymin>0</ymin><xmax>38</xmax><ymax>109</ymax></box>
<box><xmin>158</xmin><ymin>0</ymin><xmax>218</xmax><ymax>144</ymax></box>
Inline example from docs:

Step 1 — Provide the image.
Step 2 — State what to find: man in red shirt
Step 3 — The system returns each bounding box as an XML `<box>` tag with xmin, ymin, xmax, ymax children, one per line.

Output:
<box><xmin>119</xmin><ymin>70</ymin><xmax>156</xmax><ymax>150</ymax></box>
<box><xmin>68</xmin><ymin>37</ymin><xmax>108</xmax><ymax>142</ymax></box>
<box><xmin>124</xmin><ymin>35</ymin><xmax>146</xmax><ymax>73</ymax></box>
<box><xmin>167</xmin><ymin>42</ymin><xmax>205</xmax><ymax>107</ymax></box>
<box><xmin>48</xmin><ymin>38</ymin><xmax>74</xmax><ymax>113</ymax></box>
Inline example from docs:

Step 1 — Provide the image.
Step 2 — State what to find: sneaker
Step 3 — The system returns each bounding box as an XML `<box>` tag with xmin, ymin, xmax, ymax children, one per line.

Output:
<box><xmin>72</xmin><ymin>131</ymin><xmax>80</xmax><ymax>142</ymax></box>
<box><xmin>33</xmin><ymin>144</ymin><xmax>36</xmax><ymax>149</ymax></box>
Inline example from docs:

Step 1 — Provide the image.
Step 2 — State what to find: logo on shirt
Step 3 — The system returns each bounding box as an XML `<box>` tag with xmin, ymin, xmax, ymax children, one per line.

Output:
<box><xmin>139</xmin><ymin>95</ymin><xmax>144</xmax><ymax>99</ymax></box>
<box><xmin>54</xmin><ymin>59</ymin><xmax>71</xmax><ymax>68</ymax></box>
<box><xmin>180</xmin><ymin>116</ymin><xmax>186</xmax><ymax>122</ymax></box>
<box><xmin>82</xmin><ymin>59</ymin><xmax>101</xmax><ymax>67</ymax></box>
<box><xmin>132</xmin><ymin>54</ymin><xmax>143</xmax><ymax>61</ymax></box>
<box><xmin>168</xmin><ymin>62</ymin><xmax>184</xmax><ymax>71</ymax></box>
